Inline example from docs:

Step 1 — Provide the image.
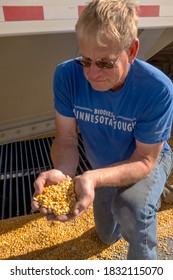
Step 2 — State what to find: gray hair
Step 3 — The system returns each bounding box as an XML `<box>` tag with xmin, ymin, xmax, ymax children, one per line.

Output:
<box><xmin>75</xmin><ymin>0</ymin><xmax>139</xmax><ymax>49</ymax></box>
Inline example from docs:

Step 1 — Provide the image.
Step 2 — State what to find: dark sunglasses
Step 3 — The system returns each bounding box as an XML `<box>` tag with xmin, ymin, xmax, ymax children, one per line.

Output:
<box><xmin>74</xmin><ymin>49</ymin><xmax>122</xmax><ymax>69</ymax></box>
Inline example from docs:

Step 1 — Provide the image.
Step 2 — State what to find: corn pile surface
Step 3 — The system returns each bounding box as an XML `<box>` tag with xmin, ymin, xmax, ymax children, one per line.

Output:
<box><xmin>33</xmin><ymin>176</ymin><xmax>76</xmax><ymax>215</ymax></box>
<box><xmin>0</xmin><ymin>202</ymin><xmax>173</xmax><ymax>260</ymax></box>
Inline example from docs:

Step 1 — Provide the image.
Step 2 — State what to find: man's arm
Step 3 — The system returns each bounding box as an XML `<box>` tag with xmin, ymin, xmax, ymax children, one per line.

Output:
<box><xmin>68</xmin><ymin>140</ymin><xmax>164</xmax><ymax>220</ymax></box>
<box><xmin>50</xmin><ymin>111</ymin><xmax>79</xmax><ymax>178</ymax></box>
<box><xmin>77</xmin><ymin>140</ymin><xmax>164</xmax><ymax>188</ymax></box>
<box><xmin>31</xmin><ymin>110</ymin><xmax>79</xmax><ymax>214</ymax></box>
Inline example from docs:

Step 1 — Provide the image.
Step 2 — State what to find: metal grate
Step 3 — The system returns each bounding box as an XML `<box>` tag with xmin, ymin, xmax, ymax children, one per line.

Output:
<box><xmin>0</xmin><ymin>134</ymin><xmax>91</xmax><ymax>220</ymax></box>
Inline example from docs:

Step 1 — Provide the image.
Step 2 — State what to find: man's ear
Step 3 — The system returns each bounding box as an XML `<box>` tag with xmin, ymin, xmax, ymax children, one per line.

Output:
<box><xmin>128</xmin><ymin>38</ymin><xmax>139</xmax><ymax>63</ymax></box>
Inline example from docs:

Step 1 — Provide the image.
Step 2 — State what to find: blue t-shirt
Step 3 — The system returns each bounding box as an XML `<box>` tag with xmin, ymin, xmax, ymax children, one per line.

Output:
<box><xmin>53</xmin><ymin>58</ymin><xmax>173</xmax><ymax>169</ymax></box>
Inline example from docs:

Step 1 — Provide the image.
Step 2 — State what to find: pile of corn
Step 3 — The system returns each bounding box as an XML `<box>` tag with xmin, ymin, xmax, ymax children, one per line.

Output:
<box><xmin>0</xmin><ymin>137</ymin><xmax>172</xmax><ymax>260</ymax></box>
<box><xmin>0</xmin><ymin>205</ymin><xmax>127</xmax><ymax>260</ymax></box>
<box><xmin>33</xmin><ymin>176</ymin><xmax>76</xmax><ymax>215</ymax></box>
<box><xmin>0</xmin><ymin>202</ymin><xmax>173</xmax><ymax>260</ymax></box>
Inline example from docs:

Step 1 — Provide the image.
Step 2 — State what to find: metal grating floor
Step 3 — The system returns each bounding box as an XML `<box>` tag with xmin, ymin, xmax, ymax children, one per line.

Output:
<box><xmin>0</xmin><ymin>134</ymin><xmax>91</xmax><ymax>220</ymax></box>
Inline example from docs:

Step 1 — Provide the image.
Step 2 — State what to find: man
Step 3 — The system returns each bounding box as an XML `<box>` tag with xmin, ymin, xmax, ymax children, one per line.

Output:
<box><xmin>32</xmin><ymin>0</ymin><xmax>173</xmax><ymax>259</ymax></box>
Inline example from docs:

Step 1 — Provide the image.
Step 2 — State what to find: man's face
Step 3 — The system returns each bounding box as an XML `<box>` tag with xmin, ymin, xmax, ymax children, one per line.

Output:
<box><xmin>78</xmin><ymin>37</ymin><xmax>131</xmax><ymax>92</ymax></box>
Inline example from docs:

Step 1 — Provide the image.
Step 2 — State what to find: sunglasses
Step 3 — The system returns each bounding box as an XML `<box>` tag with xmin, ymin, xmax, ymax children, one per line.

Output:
<box><xmin>74</xmin><ymin>49</ymin><xmax>122</xmax><ymax>69</ymax></box>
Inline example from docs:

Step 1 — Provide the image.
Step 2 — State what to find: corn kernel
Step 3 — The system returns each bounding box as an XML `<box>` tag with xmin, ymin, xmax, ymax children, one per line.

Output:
<box><xmin>34</xmin><ymin>176</ymin><xmax>76</xmax><ymax>215</ymax></box>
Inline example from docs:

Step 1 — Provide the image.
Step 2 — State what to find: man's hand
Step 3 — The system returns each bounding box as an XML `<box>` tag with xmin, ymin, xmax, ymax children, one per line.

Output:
<box><xmin>31</xmin><ymin>169</ymin><xmax>67</xmax><ymax>215</ymax></box>
<box><xmin>32</xmin><ymin>169</ymin><xmax>96</xmax><ymax>222</ymax></box>
<box><xmin>46</xmin><ymin>171</ymin><xmax>96</xmax><ymax>222</ymax></box>
<box><xmin>73</xmin><ymin>172</ymin><xmax>96</xmax><ymax>216</ymax></box>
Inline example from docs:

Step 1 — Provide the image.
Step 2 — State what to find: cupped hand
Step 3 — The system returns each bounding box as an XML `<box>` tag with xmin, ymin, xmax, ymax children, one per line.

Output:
<box><xmin>31</xmin><ymin>169</ymin><xmax>67</xmax><ymax>214</ymax></box>
<box><xmin>49</xmin><ymin>171</ymin><xmax>96</xmax><ymax>222</ymax></box>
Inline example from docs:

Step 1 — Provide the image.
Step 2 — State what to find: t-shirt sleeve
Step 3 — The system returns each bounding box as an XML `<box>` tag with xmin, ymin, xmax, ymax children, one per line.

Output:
<box><xmin>134</xmin><ymin>86</ymin><xmax>173</xmax><ymax>144</ymax></box>
<box><xmin>53</xmin><ymin>64</ymin><xmax>75</xmax><ymax>118</ymax></box>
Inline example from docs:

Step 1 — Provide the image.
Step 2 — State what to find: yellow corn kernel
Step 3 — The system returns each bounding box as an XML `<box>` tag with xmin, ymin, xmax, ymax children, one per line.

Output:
<box><xmin>34</xmin><ymin>176</ymin><xmax>76</xmax><ymax>215</ymax></box>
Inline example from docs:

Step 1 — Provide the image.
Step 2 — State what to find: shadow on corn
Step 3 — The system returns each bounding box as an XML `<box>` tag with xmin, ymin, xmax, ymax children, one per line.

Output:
<box><xmin>158</xmin><ymin>202</ymin><xmax>173</xmax><ymax>213</ymax></box>
<box><xmin>5</xmin><ymin>227</ymin><xmax>110</xmax><ymax>260</ymax></box>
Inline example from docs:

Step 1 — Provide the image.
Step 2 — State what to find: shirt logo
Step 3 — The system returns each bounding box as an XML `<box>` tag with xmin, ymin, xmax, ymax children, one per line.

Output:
<box><xmin>73</xmin><ymin>106</ymin><xmax>136</xmax><ymax>132</ymax></box>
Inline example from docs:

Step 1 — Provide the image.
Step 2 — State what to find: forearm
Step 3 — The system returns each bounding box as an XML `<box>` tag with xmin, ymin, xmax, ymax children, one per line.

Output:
<box><xmin>82</xmin><ymin>155</ymin><xmax>155</xmax><ymax>188</ymax></box>
<box><xmin>82</xmin><ymin>141</ymin><xmax>163</xmax><ymax>188</ymax></box>
<box><xmin>50</xmin><ymin>136</ymin><xmax>79</xmax><ymax>177</ymax></box>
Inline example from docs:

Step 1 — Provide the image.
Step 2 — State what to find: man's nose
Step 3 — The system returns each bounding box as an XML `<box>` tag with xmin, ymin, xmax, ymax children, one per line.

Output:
<box><xmin>87</xmin><ymin>63</ymin><xmax>102</xmax><ymax>77</ymax></box>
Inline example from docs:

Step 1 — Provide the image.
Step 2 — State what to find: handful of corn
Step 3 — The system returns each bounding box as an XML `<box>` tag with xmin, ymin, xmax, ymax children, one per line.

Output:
<box><xmin>33</xmin><ymin>176</ymin><xmax>76</xmax><ymax>215</ymax></box>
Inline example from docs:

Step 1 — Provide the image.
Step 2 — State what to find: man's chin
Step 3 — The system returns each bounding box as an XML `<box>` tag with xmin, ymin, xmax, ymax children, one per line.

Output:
<box><xmin>90</xmin><ymin>82</ymin><xmax>110</xmax><ymax>92</ymax></box>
